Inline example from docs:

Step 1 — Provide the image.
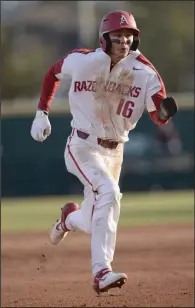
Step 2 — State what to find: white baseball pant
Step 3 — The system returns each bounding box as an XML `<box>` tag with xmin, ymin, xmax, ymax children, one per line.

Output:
<box><xmin>64</xmin><ymin>129</ymin><xmax>124</xmax><ymax>276</ymax></box>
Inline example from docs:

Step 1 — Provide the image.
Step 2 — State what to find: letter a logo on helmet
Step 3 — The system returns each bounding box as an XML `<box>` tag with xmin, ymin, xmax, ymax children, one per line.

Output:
<box><xmin>120</xmin><ymin>15</ymin><xmax>128</xmax><ymax>25</ymax></box>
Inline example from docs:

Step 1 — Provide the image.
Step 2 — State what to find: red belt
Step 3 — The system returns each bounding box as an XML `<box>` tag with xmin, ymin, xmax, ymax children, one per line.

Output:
<box><xmin>76</xmin><ymin>130</ymin><xmax>119</xmax><ymax>149</ymax></box>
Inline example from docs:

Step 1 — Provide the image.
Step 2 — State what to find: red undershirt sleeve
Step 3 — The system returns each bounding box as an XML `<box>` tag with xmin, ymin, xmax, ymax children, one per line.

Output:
<box><xmin>136</xmin><ymin>54</ymin><xmax>169</xmax><ymax>125</ymax></box>
<box><xmin>37</xmin><ymin>57</ymin><xmax>65</xmax><ymax>112</ymax></box>
<box><xmin>146</xmin><ymin>74</ymin><xmax>169</xmax><ymax>126</ymax></box>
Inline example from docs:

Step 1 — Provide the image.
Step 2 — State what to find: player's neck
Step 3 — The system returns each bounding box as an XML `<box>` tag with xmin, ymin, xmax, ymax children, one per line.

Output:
<box><xmin>110</xmin><ymin>62</ymin><xmax>115</xmax><ymax>71</ymax></box>
<box><xmin>110</xmin><ymin>57</ymin><xmax>121</xmax><ymax>71</ymax></box>
<box><xmin>109</xmin><ymin>53</ymin><xmax>125</xmax><ymax>67</ymax></box>
<box><xmin>110</xmin><ymin>56</ymin><xmax>120</xmax><ymax>65</ymax></box>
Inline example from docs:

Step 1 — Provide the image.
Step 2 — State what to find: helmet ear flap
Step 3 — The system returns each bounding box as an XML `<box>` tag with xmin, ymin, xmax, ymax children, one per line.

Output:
<box><xmin>101</xmin><ymin>33</ymin><xmax>112</xmax><ymax>53</ymax></box>
<box><xmin>130</xmin><ymin>36</ymin><xmax>140</xmax><ymax>51</ymax></box>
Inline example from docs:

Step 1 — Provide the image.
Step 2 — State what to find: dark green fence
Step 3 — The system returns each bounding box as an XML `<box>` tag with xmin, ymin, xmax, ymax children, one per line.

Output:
<box><xmin>1</xmin><ymin>110</ymin><xmax>194</xmax><ymax>197</ymax></box>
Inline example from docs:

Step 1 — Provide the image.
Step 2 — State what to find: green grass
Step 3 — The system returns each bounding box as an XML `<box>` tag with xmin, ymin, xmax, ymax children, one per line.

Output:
<box><xmin>1</xmin><ymin>191</ymin><xmax>194</xmax><ymax>233</ymax></box>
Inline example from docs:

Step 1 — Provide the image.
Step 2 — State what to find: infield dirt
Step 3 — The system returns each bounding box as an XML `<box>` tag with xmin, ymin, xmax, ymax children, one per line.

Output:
<box><xmin>2</xmin><ymin>224</ymin><xmax>194</xmax><ymax>307</ymax></box>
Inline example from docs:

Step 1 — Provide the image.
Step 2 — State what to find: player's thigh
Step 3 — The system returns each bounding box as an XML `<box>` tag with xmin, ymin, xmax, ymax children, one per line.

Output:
<box><xmin>64</xmin><ymin>143</ymin><xmax>112</xmax><ymax>191</ymax></box>
<box><xmin>106</xmin><ymin>144</ymin><xmax>124</xmax><ymax>183</ymax></box>
<box><xmin>107</xmin><ymin>161</ymin><xmax>122</xmax><ymax>183</ymax></box>
<box><xmin>65</xmin><ymin>143</ymin><xmax>114</xmax><ymax>233</ymax></box>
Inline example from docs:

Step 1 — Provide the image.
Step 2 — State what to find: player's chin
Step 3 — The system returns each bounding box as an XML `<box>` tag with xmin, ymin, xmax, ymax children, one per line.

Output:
<box><xmin>119</xmin><ymin>48</ymin><xmax>129</xmax><ymax>57</ymax></box>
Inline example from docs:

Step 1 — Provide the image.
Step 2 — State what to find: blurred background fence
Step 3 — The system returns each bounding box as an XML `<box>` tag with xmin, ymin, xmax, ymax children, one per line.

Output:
<box><xmin>1</xmin><ymin>1</ymin><xmax>194</xmax><ymax>197</ymax></box>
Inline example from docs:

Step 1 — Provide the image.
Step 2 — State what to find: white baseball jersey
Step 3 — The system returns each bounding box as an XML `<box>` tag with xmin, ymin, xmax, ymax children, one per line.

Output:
<box><xmin>38</xmin><ymin>48</ymin><xmax>167</xmax><ymax>143</ymax></box>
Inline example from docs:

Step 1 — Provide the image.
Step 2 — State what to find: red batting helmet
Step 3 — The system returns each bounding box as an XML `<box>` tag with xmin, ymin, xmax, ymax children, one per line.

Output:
<box><xmin>99</xmin><ymin>10</ymin><xmax>140</xmax><ymax>52</ymax></box>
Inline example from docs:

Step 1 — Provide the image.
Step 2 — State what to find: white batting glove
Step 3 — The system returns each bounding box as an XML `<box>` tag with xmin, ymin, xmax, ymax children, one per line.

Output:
<box><xmin>30</xmin><ymin>110</ymin><xmax>51</xmax><ymax>142</ymax></box>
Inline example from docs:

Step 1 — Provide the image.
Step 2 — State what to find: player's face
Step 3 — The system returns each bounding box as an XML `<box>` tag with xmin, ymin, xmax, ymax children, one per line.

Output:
<box><xmin>109</xmin><ymin>28</ymin><xmax>134</xmax><ymax>59</ymax></box>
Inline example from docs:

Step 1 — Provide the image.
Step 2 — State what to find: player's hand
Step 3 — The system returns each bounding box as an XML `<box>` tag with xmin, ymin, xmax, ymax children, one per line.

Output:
<box><xmin>30</xmin><ymin>110</ymin><xmax>51</xmax><ymax>142</ymax></box>
<box><xmin>158</xmin><ymin>97</ymin><xmax>178</xmax><ymax>121</ymax></box>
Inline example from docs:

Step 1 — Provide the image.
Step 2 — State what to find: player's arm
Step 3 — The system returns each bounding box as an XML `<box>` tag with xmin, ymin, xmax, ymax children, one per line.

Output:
<box><xmin>37</xmin><ymin>57</ymin><xmax>66</xmax><ymax>114</ymax></box>
<box><xmin>146</xmin><ymin>73</ymin><xmax>177</xmax><ymax>126</ymax></box>
<box><xmin>30</xmin><ymin>54</ymin><xmax>72</xmax><ymax>142</ymax></box>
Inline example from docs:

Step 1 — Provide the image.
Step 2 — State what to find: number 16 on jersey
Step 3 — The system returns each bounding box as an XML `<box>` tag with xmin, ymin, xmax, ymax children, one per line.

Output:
<box><xmin>116</xmin><ymin>99</ymin><xmax>135</xmax><ymax>119</ymax></box>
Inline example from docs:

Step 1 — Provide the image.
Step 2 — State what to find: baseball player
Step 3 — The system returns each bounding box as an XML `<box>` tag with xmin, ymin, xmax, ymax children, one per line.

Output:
<box><xmin>30</xmin><ymin>10</ymin><xmax>177</xmax><ymax>294</ymax></box>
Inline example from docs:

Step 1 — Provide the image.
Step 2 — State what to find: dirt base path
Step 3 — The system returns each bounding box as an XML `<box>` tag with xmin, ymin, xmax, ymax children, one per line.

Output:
<box><xmin>2</xmin><ymin>224</ymin><xmax>194</xmax><ymax>307</ymax></box>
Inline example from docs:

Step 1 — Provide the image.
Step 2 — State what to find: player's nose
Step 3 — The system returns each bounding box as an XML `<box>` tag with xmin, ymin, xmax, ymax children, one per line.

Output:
<box><xmin>120</xmin><ymin>36</ymin><xmax>128</xmax><ymax>45</ymax></box>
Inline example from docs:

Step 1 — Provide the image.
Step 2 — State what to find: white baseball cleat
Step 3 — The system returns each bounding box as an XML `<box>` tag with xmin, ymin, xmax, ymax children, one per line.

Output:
<box><xmin>50</xmin><ymin>219</ymin><xmax>66</xmax><ymax>245</ymax></box>
<box><xmin>93</xmin><ymin>268</ymin><xmax>128</xmax><ymax>294</ymax></box>
<box><xmin>49</xmin><ymin>202</ymin><xmax>79</xmax><ymax>245</ymax></box>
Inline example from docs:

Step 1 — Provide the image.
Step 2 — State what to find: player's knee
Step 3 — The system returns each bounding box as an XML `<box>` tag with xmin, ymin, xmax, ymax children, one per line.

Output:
<box><xmin>109</xmin><ymin>182</ymin><xmax>120</xmax><ymax>204</ymax></box>
<box><xmin>98</xmin><ymin>179</ymin><xmax>121</xmax><ymax>205</ymax></box>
